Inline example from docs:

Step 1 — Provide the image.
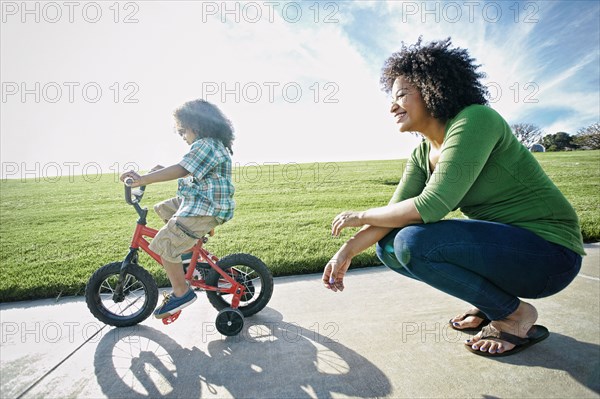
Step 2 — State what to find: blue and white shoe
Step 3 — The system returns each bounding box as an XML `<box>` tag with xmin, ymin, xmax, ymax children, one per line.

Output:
<box><xmin>154</xmin><ymin>288</ymin><xmax>197</xmax><ymax>319</ymax></box>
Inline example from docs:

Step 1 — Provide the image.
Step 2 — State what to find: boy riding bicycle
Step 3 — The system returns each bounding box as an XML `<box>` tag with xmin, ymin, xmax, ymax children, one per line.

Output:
<box><xmin>120</xmin><ymin>99</ymin><xmax>235</xmax><ymax>319</ymax></box>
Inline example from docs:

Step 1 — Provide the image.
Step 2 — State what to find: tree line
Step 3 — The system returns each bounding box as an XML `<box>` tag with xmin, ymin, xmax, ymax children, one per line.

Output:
<box><xmin>510</xmin><ymin>122</ymin><xmax>600</xmax><ymax>151</ymax></box>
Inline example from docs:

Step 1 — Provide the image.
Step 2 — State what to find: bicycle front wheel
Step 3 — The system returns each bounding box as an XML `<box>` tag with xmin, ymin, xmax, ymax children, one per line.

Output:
<box><xmin>85</xmin><ymin>262</ymin><xmax>158</xmax><ymax>327</ymax></box>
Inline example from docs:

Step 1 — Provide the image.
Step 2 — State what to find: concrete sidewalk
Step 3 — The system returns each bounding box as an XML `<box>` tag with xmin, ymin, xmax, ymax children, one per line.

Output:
<box><xmin>1</xmin><ymin>243</ymin><xmax>598</xmax><ymax>398</ymax></box>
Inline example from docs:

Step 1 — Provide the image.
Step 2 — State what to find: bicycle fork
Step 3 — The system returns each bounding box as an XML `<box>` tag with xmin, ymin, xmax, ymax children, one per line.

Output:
<box><xmin>113</xmin><ymin>248</ymin><xmax>138</xmax><ymax>303</ymax></box>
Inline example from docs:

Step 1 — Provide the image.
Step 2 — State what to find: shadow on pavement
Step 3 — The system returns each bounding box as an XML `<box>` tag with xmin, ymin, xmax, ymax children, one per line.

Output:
<box><xmin>93</xmin><ymin>307</ymin><xmax>392</xmax><ymax>398</ymax></box>
<box><xmin>497</xmin><ymin>332</ymin><xmax>600</xmax><ymax>394</ymax></box>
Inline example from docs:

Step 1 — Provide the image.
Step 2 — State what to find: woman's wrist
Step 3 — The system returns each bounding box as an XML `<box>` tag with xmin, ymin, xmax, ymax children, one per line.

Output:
<box><xmin>338</xmin><ymin>241</ymin><xmax>358</xmax><ymax>259</ymax></box>
<box><xmin>357</xmin><ymin>210</ymin><xmax>368</xmax><ymax>225</ymax></box>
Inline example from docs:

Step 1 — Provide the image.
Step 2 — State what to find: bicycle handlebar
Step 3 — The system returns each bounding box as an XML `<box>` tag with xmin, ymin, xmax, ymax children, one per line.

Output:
<box><xmin>124</xmin><ymin>178</ymin><xmax>146</xmax><ymax>205</ymax></box>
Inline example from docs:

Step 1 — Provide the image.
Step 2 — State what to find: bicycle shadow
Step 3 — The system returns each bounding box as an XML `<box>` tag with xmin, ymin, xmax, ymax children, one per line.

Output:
<box><xmin>495</xmin><ymin>332</ymin><xmax>600</xmax><ymax>394</ymax></box>
<box><xmin>93</xmin><ymin>307</ymin><xmax>392</xmax><ymax>398</ymax></box>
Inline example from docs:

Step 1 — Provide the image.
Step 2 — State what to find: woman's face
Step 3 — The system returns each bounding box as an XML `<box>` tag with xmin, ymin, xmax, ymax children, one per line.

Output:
<box><xmin>390</xmin><ymin>77</ymin><xmax>430</xmax><ymax>133</ymax></box>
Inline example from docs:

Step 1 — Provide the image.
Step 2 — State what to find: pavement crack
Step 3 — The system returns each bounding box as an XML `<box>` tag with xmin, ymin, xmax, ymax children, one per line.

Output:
<box><xmin>15</xmin><ymin>324</ymin><xmax>108</xmax><ymax>399</ymax></box>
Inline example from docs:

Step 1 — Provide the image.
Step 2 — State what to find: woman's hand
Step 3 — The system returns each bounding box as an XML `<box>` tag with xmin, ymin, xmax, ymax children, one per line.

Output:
<box><xmin>120</xmin><ymin>170</ymin><xmax>143</xmax><ymax>188</ymax></box>
<box><xmin>322</xmin><ymin>250</ymin><xmax>353</xmax><ymax>292</ymax></box>
<box><xmin>331</xmin><ymin>211</ymin><xmax>364</xmax><ymax>237</ymax></box>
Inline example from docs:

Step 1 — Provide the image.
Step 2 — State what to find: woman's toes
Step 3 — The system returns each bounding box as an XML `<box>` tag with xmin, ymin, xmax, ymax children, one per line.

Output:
<box><xmin>470</xmin><ymin>339</ymin><xmax>481</xmax><ymax>350</ymax></box>
<box><xmin>495</xmin><ymin>342</ymin><xmax>505</xmax><ymax>354</ymax></box>
<box><xmin>465</xmin><ymin>316</ymin><xmax>481</xmax><ymax>328</ymax></box>
<box><xmin>487</xmin><ymin>342</ymin><xmax>499</xmax><ymax>354</ymax></box>
<box><xmin>454</xmin><ymin>320</ymin><xmax>470</xmax><ymax>329</ymax></box>
<box><xmin>452</xmin><ymin>312</ymin><xmax>483</xmax><ymax>329</ymax></box>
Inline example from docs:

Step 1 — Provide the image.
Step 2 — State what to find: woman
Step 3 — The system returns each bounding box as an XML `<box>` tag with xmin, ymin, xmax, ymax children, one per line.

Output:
<box><xmin>322</xmin><ymin>38</ymin><xmax>585</xmax><ymax>357</ymax></box>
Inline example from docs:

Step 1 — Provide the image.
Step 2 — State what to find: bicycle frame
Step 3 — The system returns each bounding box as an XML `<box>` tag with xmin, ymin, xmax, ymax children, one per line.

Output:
<box><xmin>120</xmin><ymin>218</ymin><xmax>246</xmax><ymax>309</ymax></box>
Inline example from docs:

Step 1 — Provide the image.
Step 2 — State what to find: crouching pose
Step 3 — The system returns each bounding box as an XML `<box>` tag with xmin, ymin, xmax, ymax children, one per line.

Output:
<box><xmin>322</xmin><ymin>38</ymin><xmax>584</xmax><ymax>357</ymax></box>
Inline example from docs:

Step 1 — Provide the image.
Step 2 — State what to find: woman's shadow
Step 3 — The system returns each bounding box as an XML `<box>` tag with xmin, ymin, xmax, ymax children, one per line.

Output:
<box><xmin>93</xmin><ymin>308</ymin><xmax>392</xmax><ymax>398</ymax></box>
<box><xmin>497</xmin><ymin>332</ymin><xmax>599</xmax><ymax>394</ymax></box>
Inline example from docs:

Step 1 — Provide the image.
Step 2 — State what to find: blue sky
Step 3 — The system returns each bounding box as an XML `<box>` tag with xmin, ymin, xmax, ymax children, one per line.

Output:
<box><xmin>1</xmin><ymin>0</ymin><xmax>599</xmax><ymax>179</ymax></box>
<box><xmin>340</xmin><ymin>1</ymin><xmax>599</xmax><ymax>126</ymax></box>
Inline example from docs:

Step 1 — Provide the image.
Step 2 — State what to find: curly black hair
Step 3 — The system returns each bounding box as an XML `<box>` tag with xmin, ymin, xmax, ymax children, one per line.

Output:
<box><xmin>380</xmin><ymin>37</ymin><xmax>489</xmax><ymax>121</ymax></box>
<box><xmin>174</xmin><ymin>99</ymin><xmax>235</xmax><ymax>154</ymax></box>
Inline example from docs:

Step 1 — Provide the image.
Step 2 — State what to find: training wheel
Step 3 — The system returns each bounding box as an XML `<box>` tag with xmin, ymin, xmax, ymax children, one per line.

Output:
<box><xmin>215</xmin><ymin>308</ymin><xmax>244</xmax><ymax>336</ymax></box>
<box><xmin>162</xmin><ymin>310</ymin><xmax>182</xmax><ymax>325</ymax></box>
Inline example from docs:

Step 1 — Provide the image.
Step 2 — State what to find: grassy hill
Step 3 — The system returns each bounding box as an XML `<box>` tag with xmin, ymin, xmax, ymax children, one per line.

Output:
<box><xmin>1</xmin><ymin>151</ymin><xmax>598</xmax><ymax>302</ymax></box>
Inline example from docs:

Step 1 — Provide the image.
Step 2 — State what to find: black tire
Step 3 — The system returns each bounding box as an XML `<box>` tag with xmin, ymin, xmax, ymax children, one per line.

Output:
<box><xmin>85</xmin><ymin>262</ymin><xmax>158</xmax><ymax>327</ymax></box>
<box><xmin>215</xmin><ymin>308</ymin><xmax>244</xmax><ymax>336</ymax></box>
<box><xmin>205</xmin><ymin>253</ymin><xmax>273</xmax><ymax>317</ymax></box>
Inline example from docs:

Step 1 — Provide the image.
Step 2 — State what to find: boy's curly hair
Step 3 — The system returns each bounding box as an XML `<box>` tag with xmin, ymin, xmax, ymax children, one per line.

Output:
<box><xmin>380</xmin><ymin>37</ymin><xmax>489</xmax><ymax>121</ymax></box>
<box><xmin>174</xmin><ymin>99</ymin><xmax>235</xmax><ymax>154</ymax></box>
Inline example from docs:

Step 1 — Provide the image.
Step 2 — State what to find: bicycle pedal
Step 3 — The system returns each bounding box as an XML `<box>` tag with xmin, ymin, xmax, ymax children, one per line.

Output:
<box><xmin>162</xmin><ymin>310</ymin><xmax>182</xmax><ymax>325</ymax></box>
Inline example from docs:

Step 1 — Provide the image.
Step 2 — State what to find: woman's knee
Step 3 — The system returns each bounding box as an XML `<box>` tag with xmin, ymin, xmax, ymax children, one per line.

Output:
<box><xmin>392</xmin><ymin>225</ymin><xmax>427</xmax><ymax>267</ymax></box>
<box><xmin>374</xmin><ymin>226</ymin><xmax>423</xmax><ymax>268</ymax></box>
<box><xmin>376</xmin><ymin>229</ymin><xmax>406</xmax><ymax>273</ymax></box>
<box><xmin>376</xmin><ymin>229</ymin><xmax>398</xmax><ymax>258</ymax></box>
<box><xmin>375</xmin><ymin>227</ymin><xmax>424</xmax><ymax>280</ymax></box>
<box><xmin>375</xmin><ymin>241</ymin><xmax>386</xmax><ymax>261</ymax></box>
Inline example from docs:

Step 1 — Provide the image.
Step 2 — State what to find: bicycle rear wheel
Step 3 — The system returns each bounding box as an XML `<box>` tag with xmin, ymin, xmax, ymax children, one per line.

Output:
<box><xmin>205</xmin><ymin>253</ymin><xmax>273</xmax><ymax>317</ymax></box>
<box><xmin>86</xmin><ymin>262</ymin><xmax>158</xmax><ymax>327</ymax></box>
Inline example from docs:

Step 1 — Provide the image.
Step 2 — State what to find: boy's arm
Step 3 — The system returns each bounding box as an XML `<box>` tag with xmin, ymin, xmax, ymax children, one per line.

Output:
<box><xmin>140</xmin><ymin>164</ymin><xmax>189</xmax><ymax>185</ymax></box>
<box><xmin>121</xmin><ymin>164</ymin><xmax>189</xmax><ymax>187</ymax></box>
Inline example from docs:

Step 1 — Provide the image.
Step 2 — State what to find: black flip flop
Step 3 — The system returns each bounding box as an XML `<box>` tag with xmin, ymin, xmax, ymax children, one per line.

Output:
<box><xmin>465</xmin><ymin>324</ymin><xmax>550</xmax><ymax>357</ymax></box>
<box><xmin>449</xmin><ymin>310</ymin><xmax>491</xmax><ymax>332</ymax></box>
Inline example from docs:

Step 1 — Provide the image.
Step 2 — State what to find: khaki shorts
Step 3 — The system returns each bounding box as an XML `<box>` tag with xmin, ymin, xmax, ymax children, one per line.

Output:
<box><xmin>148</xmin><ymin>197</ymin><xmax>220</xmax><ymax>263</ymax></box>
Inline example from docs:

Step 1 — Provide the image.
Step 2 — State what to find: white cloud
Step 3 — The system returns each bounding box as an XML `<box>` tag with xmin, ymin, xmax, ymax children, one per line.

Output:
<box><xmin>0</xmin><ymin>1</ymin><xmax>422</xmax><ymax>180</ymax></box>
<box><xmin>0</xmin><ymin>1</ymin><xmax>598</xmax><ymax>179</ymax></box>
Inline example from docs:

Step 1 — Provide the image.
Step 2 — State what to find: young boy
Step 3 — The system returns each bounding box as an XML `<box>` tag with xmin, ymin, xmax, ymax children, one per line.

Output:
<box><xmin>120</xmin><ymin>99</ymin><xmax>235</xmax><ymax>318</ymax></box>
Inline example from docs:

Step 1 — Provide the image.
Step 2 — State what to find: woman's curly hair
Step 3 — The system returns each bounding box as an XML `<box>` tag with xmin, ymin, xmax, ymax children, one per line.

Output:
<box><xmin>380</xmin><ymin>37</ymin><xmax>489</xmax><ymax>121</ymax></box>
<box><xmin>174</xmin><ymin>99</ymin><xmax>235</xmax><ymax>154</ymax></box>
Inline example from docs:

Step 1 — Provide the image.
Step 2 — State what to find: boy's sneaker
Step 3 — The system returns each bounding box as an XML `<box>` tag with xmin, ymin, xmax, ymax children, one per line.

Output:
<box><xmin>154</xmin><ymin>288</ymin><xmax>197</xmax><ymax>319</ymax></box>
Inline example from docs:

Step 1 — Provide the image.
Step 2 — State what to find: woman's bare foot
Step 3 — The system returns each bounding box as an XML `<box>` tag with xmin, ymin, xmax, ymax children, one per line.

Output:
<box><xmin>450</xmin><ymin>307</ymin><xmax>487</xmax><ymax>330</ymax></box>
<box><xmin>465</xmin><ymin>301</ymin><xmax>538</xmax><ymax>355</ymax></box>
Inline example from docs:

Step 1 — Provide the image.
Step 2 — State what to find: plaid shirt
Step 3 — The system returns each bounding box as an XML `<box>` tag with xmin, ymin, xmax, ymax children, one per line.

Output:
<box><xmin>175</xmin><ymin>138</ymin><xmax>235</xmax><ymax>222</ymax></box>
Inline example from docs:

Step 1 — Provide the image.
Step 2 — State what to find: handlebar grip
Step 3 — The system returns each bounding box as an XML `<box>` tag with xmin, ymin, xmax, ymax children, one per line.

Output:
<box><xmin>124</xmin><ymin>177</ymin><xmax>146</xmax><ymax>205</ymax></box>
<box><xmin>124</xmin><ymin>180</ymin><xmax>134</xmax><ymax>205</ymax></box>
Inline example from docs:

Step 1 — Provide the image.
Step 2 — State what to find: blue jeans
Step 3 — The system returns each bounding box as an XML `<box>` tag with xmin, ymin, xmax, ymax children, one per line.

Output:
<box><xmin>376</xmin><ymin>219</ymin><xmax>582</xmax><ymax>320</ymax></box>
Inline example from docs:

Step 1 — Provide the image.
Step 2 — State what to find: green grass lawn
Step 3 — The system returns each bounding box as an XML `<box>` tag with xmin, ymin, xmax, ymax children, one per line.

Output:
<box><xmin>1</xmin><ymin>151</ymin><xmax>598</xmax><ymax>302</ymax></box>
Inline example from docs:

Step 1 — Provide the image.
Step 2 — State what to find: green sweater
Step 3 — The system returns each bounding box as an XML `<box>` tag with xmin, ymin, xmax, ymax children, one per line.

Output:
<box><xmin>390</xmin><ymin>104</ymin><xmax>585</xmax><ymax>255</ymax></box>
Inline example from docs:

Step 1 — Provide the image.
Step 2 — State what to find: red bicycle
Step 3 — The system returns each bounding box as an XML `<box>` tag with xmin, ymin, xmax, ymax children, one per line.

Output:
<box><xmin>85</xmin><ymin>182</ymin><xmax>274</xmax><ymax>336</ymax></box>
